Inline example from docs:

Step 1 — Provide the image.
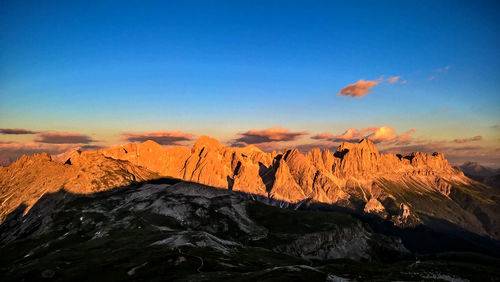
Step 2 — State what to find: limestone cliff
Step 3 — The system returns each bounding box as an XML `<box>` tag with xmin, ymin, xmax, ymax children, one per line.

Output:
<box><xmin>1</xmin><ymin>136</ymin><xmax>498</xmax><ymax>240</ymax></box>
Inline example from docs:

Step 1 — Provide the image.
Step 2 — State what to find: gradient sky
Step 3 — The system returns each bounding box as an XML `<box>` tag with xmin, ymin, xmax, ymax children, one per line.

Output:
<box><xmin>1</xmin><ymin>1</ymin><xmax>500</xmax><ymax>166</ymax></box>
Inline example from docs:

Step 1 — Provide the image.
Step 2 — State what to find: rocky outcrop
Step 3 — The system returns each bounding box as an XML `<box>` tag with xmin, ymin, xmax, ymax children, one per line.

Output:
<box><xmin>1</xmin><ymin>136</ymin><xmax>498</xmax><ymax>240</ymax></box>
<box><xmin>270</xmin><ymin>157</ymin><xmax>306</xmax><ymax>203</ymax></box>
<box><xmin>364</xmin><ymin>198</ymin><xmax>386</xmax><ymax>215</ymax></box>
<box><xmin>0</xmin><ymin>151</ymin><xmax>158</xmax><ymax>223</ymax></box>
<box><xmin>99</xmin><ymin>141</ymin><xmax>190</xmax><ymax>178</ymax></box>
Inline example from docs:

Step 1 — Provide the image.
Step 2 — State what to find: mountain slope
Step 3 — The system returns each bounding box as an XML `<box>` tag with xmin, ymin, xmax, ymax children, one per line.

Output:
<box><xmin>94</xmin><ymin>136</ymin><xmax>500</xmax><ymax>240</ymax></box>
<box><xmin>0</xmin><ymin>151</ymin><xmax>158</xmax><ymax>223</ymax></box>
<box><xmin>1</xmin><ymin>181</ymin><xmax>498</xmax><ymax>281</ymax></box>
<box><xmin>1</xmin><ymin>136</ymin><xmax>499</xmax><ymax>241</ymax></box>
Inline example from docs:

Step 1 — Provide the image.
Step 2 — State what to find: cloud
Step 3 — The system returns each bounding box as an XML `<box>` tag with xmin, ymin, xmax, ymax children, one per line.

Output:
<box><xmin>0</xmin><ymin>128</ymin><xmax>39</xmax><ymax>135</ymax></box>
<box><xmin>312</xmin><ymin>128</ymin><xmax>362</xmax><ymax>142</ymax></box>
<box><xmin>235</xmin><ymin>126</ymin><xmax>308</xmax><ymax>144</ymax></box>
<box><xmin>121</xmin><ymin>130</ymin><xmax>194</xmax><ymax>145</ymax></box>
<box><xmin>81</xmin><ymin>144</ymin><xmax>106</xmax><ymax>150</ymax></box>
<box><xmin>34</xmin><ymin>131</ymin><xmax>95</xmax><ymax>144</ymax></box>
<box><xmin>338</xmin><ymin>79</ymin><xmax>380</xmax><ymax>98</ymax></box>
<box><xmin>312</xmin><ymin>126</ymin><xmax>416</xmax><ymax>144</ymax></box>
<box><xmin>454</xmin><ymin>136</ymin><xmax>482</xmax><ymax>143</ymax></box>
<box><xmin>395</xmin><ymin>129</ymin><xmax>417</xmax><ymax>145</ymax></box>
<box><xmin>337</xmin><ymin>75</ymin><xmax>403</xmax><ymax>98</ymax></box>
<box><xmin>436</xmin><ymin>65</ymin><xmax>451</xmax><ymax>73</ymax></box>
<box><xmin>362</xmin><ymin>126</ymin><xmax>398</xmax><ymax>143</ymax></box>
<box><xmin>310</xmin><ymin>132</ymin><xmax>336</xmax><ymax>140</ymax></box>
<box><xmin>388</xmin><ymin>76</ymin><xmax>400</xmax><ymax>84</ymax></box>
<box><xmin>428</xmin><ymin>66</ymin><xmax>452</xmax><ymax>81</ymax></box>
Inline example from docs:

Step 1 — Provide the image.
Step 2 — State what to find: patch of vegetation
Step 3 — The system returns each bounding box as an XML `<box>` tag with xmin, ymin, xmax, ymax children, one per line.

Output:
<box><xmin>452</xmin><ymin>183</ymin><xmax>495</xmax><ymax>205</ymax></box>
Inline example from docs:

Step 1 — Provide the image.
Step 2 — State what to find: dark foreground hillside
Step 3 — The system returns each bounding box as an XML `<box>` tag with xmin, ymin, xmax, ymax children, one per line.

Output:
<box><xmin>1</xmin><ymin>181</ymin><xmax>499</xmax><ymax>281</ymax></box>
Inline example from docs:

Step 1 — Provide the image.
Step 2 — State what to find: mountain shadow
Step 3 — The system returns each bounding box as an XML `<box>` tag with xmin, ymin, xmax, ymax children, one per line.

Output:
<box><xmin>0</xmin><ymin>179</ymin><xmax>499</xmax><ymax>281</ymax></box>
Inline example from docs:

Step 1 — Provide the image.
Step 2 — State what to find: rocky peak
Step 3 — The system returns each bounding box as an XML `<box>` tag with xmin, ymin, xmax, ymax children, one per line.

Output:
<box><xmin>51</xmin><ymin>147</ymin><xmax>82</xmax><ymax>164</ymax></box>
<box><xmin>139</xmin><ymin>140</ymin><xmax>165</xmax><ymax>154</ymax></box>
<box><xmin>270</xmin><ymin>158</ymin><xmax>306</xmax><ymax>203</ymax></box>
<box><xmin>336</xmin><ymin>139</ymin><xmax>379</xmax><ymax>158</ymax></box>
<box><xmin>1</xmin><ymin>134</ymin><xmax>498</xmax><ymax>242</ymax></box>
<box><xmin>400</xmin><ymin>151</ymin><xmax>456</xmax><ymax>174</ymax></box>
<box><xmin>332</xmin><ymin>139</ymin><xmax>381</xmax><ymax>177</ymax></box>
<box><xmin>241</xmin><ymin>144</ymin><xmax>262</xmax><ymax>153</ymax></box>
<box><xmin>192</xmin><ymin>136</ymin><xmax>223</xmax><ymax>154</ymax></box>
<box><xmin>7</xmin><ymin>153</ymin><xmax>52</xmax><ymax>170</ymax></box>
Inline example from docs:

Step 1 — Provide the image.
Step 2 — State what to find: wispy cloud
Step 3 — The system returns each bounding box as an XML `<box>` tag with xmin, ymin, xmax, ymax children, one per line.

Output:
<box><xmin>0</xmin><ymin>128</ymin><xmax>39</xmax><ymax>135</ymax></box>
<box><xmin>454</xmin><ymin>136</ymin><xmax>482</xmax><ymax>143</ymax></box>
<box><xmin>312</xmin><ymin>128</ymin><xmax>361</xmax><ymax>142</ymax></box>
<box><xmin>428</xmin><ymin>65</ymin><xmax>451</xmax><ymax>81</ymax></box>
<box><xmin>121</xmin><ymin>130</ymin><xmax>194</xmax><ymax>145</ymax></box>
<box><xmin>34</xmin><ymin>131</ymin><xmax>96</xmax><ymax>144</ymax></box>
<box><xmin>436</xmin><ymin>65</ymin><xmax>452</xmax><ymax>73</ymax></box>
<box><xmin>235</xmin><ymin>126</ymin><xmax>308</xmax><ymax>144</ymax></box>
<box><xmin>338</xmin><ymin>75</ymin><xmax>403</xmax><ymax>98</ymax></box>
<box><xmin>388</xmin><ymin>76</ymin><xmax>400</xmax><ymax>84</ymax></box>
<box><xmin>312</xmin><ymin>126</ymin><xmax>415</xmax><ymax>144</ymax></box>
<box><xmin>338</xmin><ymin>79</ymin><xmax>380</xmax><ymax>98</ymax></box>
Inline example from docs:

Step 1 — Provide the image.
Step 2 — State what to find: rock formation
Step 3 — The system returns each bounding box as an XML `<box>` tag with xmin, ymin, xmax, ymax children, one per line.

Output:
<box><xmin>0</xmin><ymin>151</ymin><xmax>158</xmax><ymax>222</ymax></box>
<box><xmin>1</xmin><ymin>136</ymin><xmax>499</xmax><ymax>240</ymax></box>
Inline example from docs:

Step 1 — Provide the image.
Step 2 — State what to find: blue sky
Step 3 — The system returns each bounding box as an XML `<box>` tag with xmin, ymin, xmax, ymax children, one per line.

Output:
<box><xmin>1</xmin><ymin>1</ymin><xmax>499</xmax><ymax>166</ymax></box>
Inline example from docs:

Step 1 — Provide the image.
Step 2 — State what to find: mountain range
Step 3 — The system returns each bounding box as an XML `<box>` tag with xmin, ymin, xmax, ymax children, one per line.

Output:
<box><xmin>1</xmin><ymin>136</ymin><xmax>499</xmax><ymax>280</ymax></box>
<box><xmin>455</xmin><ymin>161</ymin><xmax>500</xmax><ymax>190</ymax></box>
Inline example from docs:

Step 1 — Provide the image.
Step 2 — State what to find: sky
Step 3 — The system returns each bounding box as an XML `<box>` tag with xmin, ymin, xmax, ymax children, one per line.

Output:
<box><xmin>1</xmin><ymin>0</ymin><xmax>500</xmax><ymax>167</ymax></box>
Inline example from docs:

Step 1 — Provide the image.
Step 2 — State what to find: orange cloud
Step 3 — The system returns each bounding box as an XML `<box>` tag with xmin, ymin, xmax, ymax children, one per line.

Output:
<box><xmin>312</xmin><ymin>126</ymin><xmax>414</xmax><ymax>144</ymax></box>
<box><xmin>361</xmin><ymin>126</ymin><xmax>398</xmax><ymax>142</ymax></box>
<box><xmin>396</xmin><ymin>129</ymin><xmax>417</xmax><ymax>145</ymax></box>
<box><xmin>34</xmin><ymin>131</ymin><xmax>96</xmax><ymax>144</ymax></box>
<box><xmin>338</xmin><ymin>79</ymin><xmax>379</xmax><ymax>98</ymax></box>
<box><xmin>0</xmin><ymin>128</ymin><xmax>39</xmax><ymax>135</ymax></box>
<box><xmin>312</xmin><ymin>128</ymin><xmax>362</xmax><ymax>142</ymax></box>
<box><xmin>121</xmin><ymin>130</ymin><xmax>194</xmax><ymax>145</ymax></box>
<box><xmin>333</xmin><ymin>128</ymin><xmax>363</xmax><ymax>142</ymax></box>
<box><xmin>454</xmin><ymin>136</ymin><xmax>482</xmax><ymax>143</ymax></box>
<box><xmin>388</xmin><ymin>76</ymin><xmax>400</xmax><ymax>84</ymax></box>
<box><xmin>235</xmin><ymin>126</ymin><xmax>308</xmax><ymax>144</ymax></box>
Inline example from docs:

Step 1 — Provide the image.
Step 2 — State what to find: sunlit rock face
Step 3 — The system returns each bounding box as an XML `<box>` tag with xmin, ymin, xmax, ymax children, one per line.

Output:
<box><xmin>0</xmin><ymin>151</ymin><xmax>158</xmax><ymax>223</ymax></box>
<box><xmin>1</xmin><ymin>136</ymin><xmax>499</xmax><ymax>240</ymax></box>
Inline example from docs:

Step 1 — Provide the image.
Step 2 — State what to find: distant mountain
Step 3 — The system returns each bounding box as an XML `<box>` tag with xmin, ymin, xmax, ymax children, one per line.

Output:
<box><xmin>456</xmin><ymin>161</ymin><xmax>500</xmax><ymax>189</ymax></box>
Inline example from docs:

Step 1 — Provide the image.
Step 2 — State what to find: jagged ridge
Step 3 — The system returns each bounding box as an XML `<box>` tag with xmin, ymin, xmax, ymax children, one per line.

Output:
<box><xmin>1</xmin><ymin>136</ymin><xmax>499</xmax><ymax>240</ymax></box>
